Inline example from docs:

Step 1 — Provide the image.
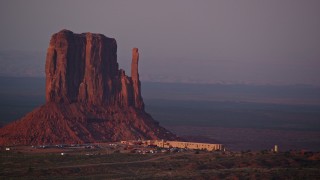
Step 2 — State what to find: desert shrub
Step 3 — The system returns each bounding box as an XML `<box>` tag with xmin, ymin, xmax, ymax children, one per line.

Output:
<box><xmin>260</xmin><ymin>150</ymin><xmax>268</xmax><ymax>154</ymax></box>
<box><xmin>27</xmin><ymin>167</ymin><xmax>34</xmax><ymax>173</ymax></box>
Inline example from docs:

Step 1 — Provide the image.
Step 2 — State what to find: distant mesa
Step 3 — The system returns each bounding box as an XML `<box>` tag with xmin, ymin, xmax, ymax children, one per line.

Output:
<box><xmin>0</xmin><ymin>30</ymin><xmax>177</xmax><ymax>145</ymax></box>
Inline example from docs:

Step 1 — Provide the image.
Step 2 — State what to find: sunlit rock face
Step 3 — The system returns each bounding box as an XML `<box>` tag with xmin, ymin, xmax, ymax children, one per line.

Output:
<box><xmin>46</xmin><ymin>30</ymin><xmax>144</xmax><ymax>109</ymax></box>
<box><xmin>0</xmin><ymin>30</ymin><xmax>177</xmax><ymax>145</ymax></box>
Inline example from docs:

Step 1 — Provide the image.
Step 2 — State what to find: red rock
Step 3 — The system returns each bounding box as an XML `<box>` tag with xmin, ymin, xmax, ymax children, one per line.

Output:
<box><xmin>0</xmin><ymin>30</ymin><xmax>177</xmax><ymax>145</ymax></box>
<box><xmin>131</xmin><ymin>48</ymin><xmax>144</xmax><ymax>109</ymax></box>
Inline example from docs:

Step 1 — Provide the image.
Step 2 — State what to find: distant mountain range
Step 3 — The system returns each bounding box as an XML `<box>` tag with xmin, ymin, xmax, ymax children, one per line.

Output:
<box><xmin>1</xmin><ymin>76</ymin><xmax>320</xmax><ymax>105</ymax></box>
<box><xmin>2</xmin><ymin>50</ymin><xmax>319</xmax><ymax>86</ymax></box>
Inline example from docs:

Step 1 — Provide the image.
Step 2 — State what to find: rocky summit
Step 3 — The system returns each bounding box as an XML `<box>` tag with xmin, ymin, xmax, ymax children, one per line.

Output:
<box><xmin>0</xmin><ymin>30</ymin><xmax>177</xmax><ymax>145</ymax></box>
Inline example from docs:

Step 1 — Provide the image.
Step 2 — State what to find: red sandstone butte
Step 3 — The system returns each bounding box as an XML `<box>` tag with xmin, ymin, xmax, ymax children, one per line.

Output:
<box><xmin>0</xmin><ymin>30</ymin><xmax>177</xmax><ymax>145</ymax></box>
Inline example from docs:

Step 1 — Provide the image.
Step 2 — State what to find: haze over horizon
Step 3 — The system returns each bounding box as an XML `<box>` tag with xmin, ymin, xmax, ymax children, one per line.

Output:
<box><xmin>1</xmin><ymin>0</ymin><xmax>320</xmax><ymax>85</ymax></box>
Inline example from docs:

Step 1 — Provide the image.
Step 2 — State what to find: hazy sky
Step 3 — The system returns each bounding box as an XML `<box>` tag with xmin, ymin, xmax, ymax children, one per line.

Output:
<box><xmin>1</xmin><ymin>0</ymin><xmax>320</xmax><ymax>85</ymax></box>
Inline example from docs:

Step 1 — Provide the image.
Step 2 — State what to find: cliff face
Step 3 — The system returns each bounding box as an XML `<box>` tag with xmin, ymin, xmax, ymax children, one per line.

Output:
<box><xmin>46</xmin><ymin>30</ymin><xmax>143</xmax><ymax>109</ymax></box>
<box><xmin>0</xmin><ymin>30</ymin><xmax>176</xmax><ymax>145</ymax></box>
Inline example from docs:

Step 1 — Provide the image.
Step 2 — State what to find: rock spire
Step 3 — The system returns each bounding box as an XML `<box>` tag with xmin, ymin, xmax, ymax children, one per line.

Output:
<box><xmin>131</xmin><ymin>48</ymin><xmax>144</xmax><ymax>109</ymax></box>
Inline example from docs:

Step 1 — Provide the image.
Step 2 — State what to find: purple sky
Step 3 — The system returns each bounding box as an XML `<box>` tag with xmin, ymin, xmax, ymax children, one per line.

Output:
<box><xmin>1</xmin><ymin>0</ymin><xmax>320</xmax><ymax>85</ymax></box>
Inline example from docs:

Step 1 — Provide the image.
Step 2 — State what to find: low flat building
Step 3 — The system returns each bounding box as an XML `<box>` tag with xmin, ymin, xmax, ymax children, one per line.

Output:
<box><xmin>144</xmin><ymin>140</ymin><xmax>223</xmax><ymax>151</ymax></box>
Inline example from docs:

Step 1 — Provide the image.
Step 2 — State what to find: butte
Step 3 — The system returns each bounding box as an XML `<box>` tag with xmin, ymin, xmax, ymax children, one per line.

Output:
<box><xmin>0</xmin><ymin>30</ymin><xmax>177</xmax><ymax>145</ymax></box>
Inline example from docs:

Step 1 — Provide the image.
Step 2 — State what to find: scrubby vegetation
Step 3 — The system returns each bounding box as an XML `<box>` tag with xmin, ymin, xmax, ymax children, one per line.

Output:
<box><xmin>1</xmin><ymin>149</ymin><xmax>319</xmax><ymax>179</ymax></box>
